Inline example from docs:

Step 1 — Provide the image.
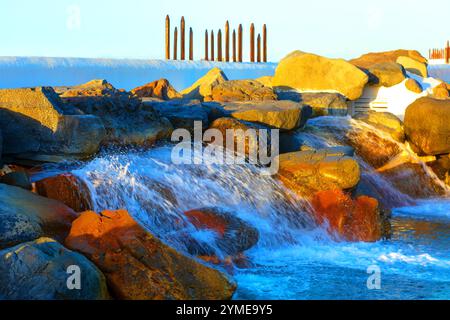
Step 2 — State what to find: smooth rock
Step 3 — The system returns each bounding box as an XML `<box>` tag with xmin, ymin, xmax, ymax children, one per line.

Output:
<box><xmin>404</xmin><ymin>97</ymin><xmax>450</xmax><ymax>155</ymax></box>
<box><xmin>0</xmin><ymin>183</ymin><xmax>78</xmax><ymax>249</ymax></box>
<box><xmin>0</xmin><ymin>237</ymin><xmax>109</xmax><ymax>300</ymax></box>
<box><xmin>184</xmin><ymin>207</ymin><xmax>259</xmax><ymax>256</ymax></box>
<box><xmin>367</xmin><ymin>62</ymin><xmax>406</xmax><ymax>87</ymax></box>
<box><xmin>350</xmin><ymin>50</ymin><xmax>427</xmax><ymax>68</ymax></box>
<box><xmin>274</xmin><ymin>150</ymin><xmax>360</xmax><ymax>197</ymax></box>
<box><xmin>35</xmin><ymin>173</ymin><xmax>93</xmax><ymax>212</ymax></box>
<box><xmin>65</xmin><ymin>209</ymin><xmax>236</xmax><ymax>300</ymax></box>
<box><xmin>432</xmin><ymin>83</ymin><xmax>450</xmax><ymax>100</ymax></box>
<box><xmin>273</xmin><ymin>51</ymin><xmax>368</xmax><ymax>100</ymax></box>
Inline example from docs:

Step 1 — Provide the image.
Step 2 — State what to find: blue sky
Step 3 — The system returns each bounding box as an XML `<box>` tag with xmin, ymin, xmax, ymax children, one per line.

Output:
<box><xmin>0</xmin><ymin>0</ymin><xmax>448</xmax><ymax>61</ymax></box>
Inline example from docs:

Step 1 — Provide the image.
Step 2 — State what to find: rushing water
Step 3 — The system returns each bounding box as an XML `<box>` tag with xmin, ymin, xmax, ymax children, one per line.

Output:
<box><xmin>61</xmin><ymin>117</ymin><xmax>450</xmax><ymax>300</ymax></box>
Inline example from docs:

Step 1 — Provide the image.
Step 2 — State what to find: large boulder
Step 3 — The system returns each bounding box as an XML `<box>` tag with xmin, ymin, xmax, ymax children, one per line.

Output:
<box><xmin>184</xmin><ymin>207</ymin><xmax>259</xmax><ymax>256</ymax></box>
<box><xmin>61</xmin><ymin>80</ymin><xmax>172</xmax><ymax>146</ymax></box>
<box><xmin>0</xmin><ymin>184</ymin><xmax>78</xmax><ymax>249</ymax></box>
<box><xmin>404</xmin><ymin>97</ymin><xmax>450</xmax><ymax>155</ymax></box>
<box><xmin>353</xmin><ymin>111</ymin><xmax>405</xmax><ymax>142</ymax></box>
<box><xmin>273</xmin><ymin>51</ymin><xmax>368</xmax><ymax>100</ymax></box>
<box><xmin>311</xmin><ymin>190</ymin><xmax>385</xmax><ymax>242</ymax></box>
<box><xmin>65</xmin><ymin>210</ymin><xmax>236</xmax><ymax>300</ymax></box>
<box><xmin>0</xmin><ymin>87</ymin><xmax>106</xmax><ymax>163</ymax></box>
<box><xmin>181</xmin><ymin>68</ymin><xmax>228</xmax><ymax>101</ymax></box>
<box><xmin>350</xmin><ymin>50</ymin><xmax>427</xmax><ymax>69</ymax></box>
<box><xmin>274</xmin><ymin>149</ymin><xmax>360</xmax><ymax>197</ymax></box>
<box><xmin>223</xmin><ymin>100</ymin><xmax>310</xmax><ymax>130</ymax></box>
<box><xmin>396</xmin><ymin>56</ymin><xmax>428</xmax><ymax>78</ymax></box>
<box><xmin>366</xmin><ymin>62</ymin><xmax>407</xmax><ymax>87</ymax></box>
<box><xmin>35</xmin><ymin>173</ymin><xmax>93</xmax><ymax>212</ymax></box>
<box><xmin>0</xmin><ymin>237</ymin><xmax>109</xmax><ymax>300</ymax></box>
<box><xmin>146</xmin><ymin>100</ymin><xmax>209</xmax><ymax>132</ymax></box>
<box><xmin>131</xmin><ymin>79</ymin><xmax>181</xmax><ymax>100</ymax></box>
<box><xmin>207</xmin><ymin>80</ymin><xmax>277</xmax><ymax>102</ymax></box>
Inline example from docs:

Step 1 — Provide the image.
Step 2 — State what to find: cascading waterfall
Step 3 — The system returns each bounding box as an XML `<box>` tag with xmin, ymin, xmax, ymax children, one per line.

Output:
<box><xmin>66</xmin><ymin>116</ymin><xmax>450</xmax><ymax>299</ymax></box>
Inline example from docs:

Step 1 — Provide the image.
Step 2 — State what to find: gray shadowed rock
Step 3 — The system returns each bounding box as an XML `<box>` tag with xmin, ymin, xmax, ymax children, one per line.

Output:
<box><xmin>0</xmin><ymin>237</ymin><xmax>109</xmax><ymax>300</ymax></box>
<box><xmin>207</xmin><ymin>79</ymin><xmax>277</xmax><ymax>102</ymax></box>
<box><xmin>0</xmin><ymin>183</ymin><xmax>78</xmax><ymax>250</ymax></box>
<box><xmin>0</xmin><ymin>171</ymin><xmax>32</xmax><ymax>190</ymax></box>
<box><xmin>60</xmin><ymin>80</ymin><xmax>173</xmax><ymax>147</ymax></box>
<box><xmin>404</xmin><ymin>97</ymin><xmax>450</xmax><ymax>155</ymax></box>
<box><xmin>143</xmin><ymin>99</ymin><xmax>209</xmax><ymax>132</ymax></box>
<box><xmin>277</xmin><ymin>91</ymin><xmax>349</xmax><ymax>117</ymax></box>
<box><xmin>0</xmin><ymin>87</ymin><xmax>106</xmax><ymax>164</ymax></box>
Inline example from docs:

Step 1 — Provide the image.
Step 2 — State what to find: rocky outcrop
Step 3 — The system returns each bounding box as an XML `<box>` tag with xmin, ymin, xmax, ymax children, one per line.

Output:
<box><xmin>35</xmin><ymin>173</ymin><xmax>93</xmax><ymax>212</ymax></box>
<box><xmin>353</xmin><ymin>111</ymin><xmax>405</xmax><ymax>142</ymax></box>
<box><xmin>184</xmin><ymin>207</ymin><xmax>259</xmax><ymax>256</ymax></box>
<box><xmin>0</xmin><ymin>183</ymin><xmax>78</xmax><ymax>249</ymax></box>
<box><xmin>366</xmin><ymin>62</ymin><xmax>407</xmax><ymax>87</ymax></box>
<box><xmin>207</xmin><ymin>80</ymin><xmax>277</xmax><ymax>102</ymax></box>
<box><xmin>131</xmin><ymin>79</ymin><xmax>181</xmax><ymax>100</ymax></box>
<box><xmin>311</xmin><ymin>190</ymin><xmax>384</xmax><ymax>242</ymax></box>
<box><xmin>223</xmin><ymin>100</ymin><xmax>310</xmax><ymax>130</ymax></box>
<box><xmin>181</xmin><ymin>68</ymin><xmax>228</xmax><ymax>101</ymax></box>
<box><xmin>432</xmin><ymin>83</ymin><xmax>450</xmax><ymax>100</ymax></box>
<box><xmin>0</xmin><ymin>87</ymin><xmax>106</xmax><ymax>163</ymax></box>
<box><xmin>146</xmin><ymin>100</ymin><xmax>209</xmax><ymax>132</ymax></box>
<box><xmin>61</xmin><ymin>80</ymin><xmax>172</xmax><ymax>147</ymax></box>
<box><xmin>274</xmin><ymin>149</ymin><xmax>360</xmax><ymax>197</ymax></box>
<box><xmin>0</xmin><ymin>237</ymin><xmax>109</xmax><ymax>300</ymax></box>
<box><xmin>65</xmin><ymin>209</ymin><xmax>236</xmax><ymax>300</ymax></box>
<box><xmin>405</xmin><ymin>78</ymin><xmax>423</xmax><ymax>93</ymax></box>
<box><xmin>350</xmin><ymin>50</ymin><xmax>427</xmax><ymax>69</ymax></box>
<box><xmin>396</xmin><ymin>56</ymin><xmax>428</xmax><ymax>78</ymax></box>
<box><xmin>273</xmin><ymin>51</ymin><xmax>368</xmax><ymax>100</ymax></box>
<box><xmin>404</xmin><ymin>97</ymin><xmax>450</xmax><ymax>155</ymax></box>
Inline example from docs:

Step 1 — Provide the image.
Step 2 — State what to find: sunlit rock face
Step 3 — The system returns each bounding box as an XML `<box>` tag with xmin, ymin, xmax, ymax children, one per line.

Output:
<box><xmin>131</xmin><ymin>78</ymin><xmax>181</xmax><ymax>100</ymax></box>
<box><xmin>181</xmin><ymin>67</ymin><xmax>228</xmax><ymax>101</ymax></box>
<box><xmin>0</xmin><ymin>87</ymin><xmax>106</xmax><ymax>163</ymax></box>
<box><xmin>65</xmin><ymin>209</ymin><xmax>236</xmax><ymax>300</ymax></box>
<box><xmin>273</xmin><ymin>51</ymin><xmax>368</xmax><ymax>100</ymax></box>
<box><xmin>207</xmin><ymin>79</ymin><xmax>277</xmax><ymax>102</ymax></box>
<box><xmin>404</xmin><ymin>97</ymin><xmax>450</xmax><ymax>156</ymax></box>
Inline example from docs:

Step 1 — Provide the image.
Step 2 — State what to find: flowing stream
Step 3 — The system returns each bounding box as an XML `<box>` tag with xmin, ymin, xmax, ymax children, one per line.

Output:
<box><xmin>61</xmin><ymin>116</ymin><xmax>450</xmax><ymax>300</ymax></box>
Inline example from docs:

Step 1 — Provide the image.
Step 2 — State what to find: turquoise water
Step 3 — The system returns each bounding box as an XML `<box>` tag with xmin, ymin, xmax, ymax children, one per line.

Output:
<box><xmin>67</xmin><ymin>145</ymin><xmax>450</xmax><ymax>300</ymax></box>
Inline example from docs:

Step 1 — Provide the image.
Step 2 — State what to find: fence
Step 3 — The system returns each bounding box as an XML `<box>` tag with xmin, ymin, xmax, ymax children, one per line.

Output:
<box><xmin>165</xmin><ymin>15</ymin><xmax>268</xmax><ymax>63</ymax></box>
<box><xmin>429</xmin><ymin>41</ymin><xmax>450</xmax><ymax>63</ymax></box>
